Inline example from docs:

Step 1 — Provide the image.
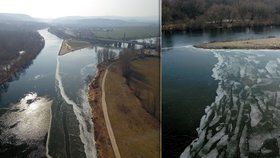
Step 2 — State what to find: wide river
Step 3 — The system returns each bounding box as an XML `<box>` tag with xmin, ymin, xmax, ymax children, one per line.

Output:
<box><xmin>163</xmin><ymin>26</ymin><xmax>280</xmax><ymax>158</ymax></box>
<box><xmin>0</xmin><ymin>29</ymin><xmax>119</xmax><ymax>157</ymax></box>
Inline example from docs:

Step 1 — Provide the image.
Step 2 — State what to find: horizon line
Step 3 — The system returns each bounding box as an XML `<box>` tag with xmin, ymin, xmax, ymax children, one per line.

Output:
<box><xmin>0</xmin><ymin>12</ymin><xmax>159</xmax><ymax>20</ymax></box>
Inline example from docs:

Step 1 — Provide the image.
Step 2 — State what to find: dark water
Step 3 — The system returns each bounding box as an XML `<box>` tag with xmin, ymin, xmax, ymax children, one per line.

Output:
<box><xmin>49</xmin><ymin>47</ymin><xmax>99</xmax><ymax>158</ymax></box>
<box><xmin>0</xmin><ymin>30</ymin><xmax>60</xmax><ymax>157</ymax></box>
<box><xmin>0</xmin><ymin>28</ymin><xmax>141</xmax><ymax>157</ymax></box>
<box><xmin>162</xmin><ymin>26</ymin><xmax>280</xmax><ymax>158</ymax></box>
<box><xmin>0</xmin><ymin>29</ymin><xmax>121</xmax><ymax>158</ymax></box>
<box><xmin>49</xmin><ymin>47</ymin><xmax>119</xmax><ymax>158</ymax></box>
<box><xmin>180</xmin><ymin>50</ymin><xmax>280</xmax><ymax>158</ymax></box>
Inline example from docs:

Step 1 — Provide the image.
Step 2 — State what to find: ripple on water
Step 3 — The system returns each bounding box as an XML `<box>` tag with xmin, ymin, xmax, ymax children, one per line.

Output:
<box><xmin>0</xmin><ymin>92</ymin><xmax>52</xmax><ymax>156</ymax></box>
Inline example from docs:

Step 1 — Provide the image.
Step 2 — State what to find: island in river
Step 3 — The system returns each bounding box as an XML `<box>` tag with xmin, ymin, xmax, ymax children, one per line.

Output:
<box><xmin>59</xmin><ymin>39</ymin><xmax>91</xmax><ymax>56</ymax></box>
<box><xmin>179</xmin><ymin>34</ymin><xmax>280</xmax><ymax>157</ymax></box>
<box><xmin>195</xmin><ymin>37</ymin><xmax>280</xmax><ymax>49</ymax></box>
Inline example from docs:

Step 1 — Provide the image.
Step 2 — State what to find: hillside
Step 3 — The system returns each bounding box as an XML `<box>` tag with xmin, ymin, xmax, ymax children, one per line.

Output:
<box><xmin>49</xmin><ymin>16</ymin><xmax>159</xmax><ymax>41</ymax></box>
<box><xmin>163</xmin><ymin>0</ymin><xmax>280</xmax><ymax>31</ymax></box>
<box><xmin>0</xmin><ymin>13</ymin><xmax>34</xmax><ymax>21</ymax></box>
<box><xmin>0</xmin><ymin>26</ymin><xmax>45</xmax><ymax>85</ymax></box>
<box><xmin>0</xmin><ymin>13</ymin><xmax>47</xmax><ymax>30</ymax></box>
<box><xmin>52</xmin><ymin>16</ymin><xmax>158</xmax><ymax>26</ymax></box>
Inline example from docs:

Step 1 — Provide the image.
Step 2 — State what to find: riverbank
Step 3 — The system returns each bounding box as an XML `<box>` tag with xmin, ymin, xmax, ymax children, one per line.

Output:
<box><xmin>162</xmin><ymin>21</ymin><xmax>277</xmax><ymax>32</ymax></box>
<box><xmin>0</xmin><ymin>30</ymin><xmax>45</xmax><ymax>85</ymax></box>
<box><xmin>88</xmin><ymin>62</ymin><xmax>115</xmax><ymax>158</ymax></box>
<box><xmin>88</xmin><ymin>54</ymin><xmax>160</xmax><ymax>158</ymax></box>
<box><xmin>128</xmin><ymin>57</ymin><xmax>160</xmax><ymax>120</ymax></box>
<box><xmin>195</xmin><ymin>37</ymin><xmax>280</xmax><ymax>49</ymax></box>
<box><xmin>59</xmin><ymin>39</ymin><xmax>91</xmax><ymax>56</ymax></box>
<box><xmin>104</xmin><ymin>60</ymin><xmax>159</xmax><ymax>158</ymax></box>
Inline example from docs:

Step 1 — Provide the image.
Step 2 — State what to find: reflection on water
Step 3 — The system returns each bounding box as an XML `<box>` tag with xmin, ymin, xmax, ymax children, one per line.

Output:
<box><xmin>0</xmin><ymin>28</ymin><xmax>134</xmax><ymax>157</ymax></box>
<box><xmin>0</xmin><ymin>29</ymin><xmax>60</xmax><ymax>157</ymax></box>
<box><xmin>0</xmin><ymin>92</ymin><xmax>52</xmax><ymax>157</ymax></box>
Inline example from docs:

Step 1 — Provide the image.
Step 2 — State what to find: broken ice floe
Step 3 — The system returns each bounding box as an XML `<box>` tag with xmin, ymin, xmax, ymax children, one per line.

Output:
<box><xmin>181</xmin><ymin>50</ymin><xmax>280</xmax><ymax>158</ymax></box>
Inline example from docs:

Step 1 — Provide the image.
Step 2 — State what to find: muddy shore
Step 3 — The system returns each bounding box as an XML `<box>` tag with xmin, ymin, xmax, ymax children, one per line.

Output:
<box><xmin>88</xmin><ymin>62</ymin><xmax>115</xmax><ymax>158</ymax></box>
<box><xmin>59</xmin><ymin>39</ymin><xmax>91</xmax><ymax>56</ymax></box>
<box><xmin>195</xmin><ymin>37</ymin><xmax>280</xmax><ymax>49</ymax></box>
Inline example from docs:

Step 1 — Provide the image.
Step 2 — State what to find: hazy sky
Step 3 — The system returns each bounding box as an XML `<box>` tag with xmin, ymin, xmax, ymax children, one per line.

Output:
<box><xmin>0</xmin><ymin>0</ymin><xmax>159</xmax><ymax>19</ymax></box>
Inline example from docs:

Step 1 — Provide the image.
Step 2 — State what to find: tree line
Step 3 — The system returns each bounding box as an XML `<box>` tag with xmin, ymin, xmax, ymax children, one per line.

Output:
<box><xmin>0</xmin><ymin>25</ymin><xmax>45</xmax><ymax>85</ymax></box>
<box><xmin>163</xmin><ymin>0</ymin><xmax>280</xmax><ymax>30</ymax></box>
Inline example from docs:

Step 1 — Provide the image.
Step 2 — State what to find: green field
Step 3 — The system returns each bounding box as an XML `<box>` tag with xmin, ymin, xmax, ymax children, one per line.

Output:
<box><xmin>92</xmin><ymin>26</ymin><xmax>159</xmax><ymax>40</ymax></box>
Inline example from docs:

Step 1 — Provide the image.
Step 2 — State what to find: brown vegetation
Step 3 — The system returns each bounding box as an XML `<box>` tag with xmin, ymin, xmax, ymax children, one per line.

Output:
<box><xmin>88</xmin><ymin>63</ymin><xmax>115</xmax><ymax>158</ymax></box>
<box><xmin>196</xmin><ymin>37</ymin><xmax>280</xmax><ymax>49</ymax></box>
<box><xmin>89</xmin><ymin>49</ymin><xmax>160</xmax><ymax>158</ymax></box>
<box><xmin>128</xmin><ymin>57</ymin><xmax>160</xmax><ymax>120</ymax></box>
<box><xmin>163</xmin><ymin>0</ymin><xmax>280</xmax><ymax>31</ymax></box>
<box><xmin>96</xmin><ymin>48</ymin><xmax>117</xmax><ymax>64</ymax></box>
<box><xmin>0</xmin><ymin>29</ymin><xmax>44</xmax><ymax>85</ymax></box>
<box><xmin>88</xmin><ymin>48</ymin><xmax>118</xmax><ymax>158</ymax></box>
<box><xmin>59</xmin><ymin>39</ymin><xmax>91</xmax><ymax>56</ymax></box>
<box><xmin>118</xmin><ymin>50</ymin><xmax>160</xmax><ymax>119</ymax></box>
<box><xmin>105</xmin><ymin>61</ymin><xmax>160</xmax><ymax>158</ymax></box>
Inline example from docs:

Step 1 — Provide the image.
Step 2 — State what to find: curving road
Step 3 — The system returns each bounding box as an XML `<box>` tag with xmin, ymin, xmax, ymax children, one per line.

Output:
<box><xmin>101</xmin><ymin>64</ymin><xmax>121</xmax><ymax>158</ymax></box>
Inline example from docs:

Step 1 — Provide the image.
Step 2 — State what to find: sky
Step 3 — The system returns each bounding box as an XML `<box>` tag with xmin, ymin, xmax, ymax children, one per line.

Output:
<box><xmin>0</xmin><ymin>0</ymin><xmax>159</xmax><ymax>19</ymax></box>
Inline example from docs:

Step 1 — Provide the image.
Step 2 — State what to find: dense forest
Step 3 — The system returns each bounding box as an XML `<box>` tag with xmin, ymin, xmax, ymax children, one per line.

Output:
<box><xmin>163</xmin><ymin>0</ymin><xmax>280</xmax><ymax>30</ymax></box>
<box><xmin>0</xmin><ymin>23</ymin><xmax>45</xmax><ymax>85</ymax></box>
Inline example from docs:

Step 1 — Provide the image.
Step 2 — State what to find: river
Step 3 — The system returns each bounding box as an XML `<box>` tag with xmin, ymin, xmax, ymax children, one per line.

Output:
<box><xmin>162</xmin><ymin>26</ymin><xmax>280</xmax><ymax>158</ymax></box>
<box><xmin>0</xmin><ymin>29</ymin><xmax>117</xmax><ymax>158</ymax></box>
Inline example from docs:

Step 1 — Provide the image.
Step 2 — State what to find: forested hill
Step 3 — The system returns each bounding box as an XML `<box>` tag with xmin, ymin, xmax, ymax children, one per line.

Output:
<box><xmin>163</xmin><ymin>0</ymin><xmax>280</xmax><ymax>30</ymax></box>
<box><xmin>0</xmin><ymin>22</ymin><xmax>45</xmax><ymax>85</ymax></box>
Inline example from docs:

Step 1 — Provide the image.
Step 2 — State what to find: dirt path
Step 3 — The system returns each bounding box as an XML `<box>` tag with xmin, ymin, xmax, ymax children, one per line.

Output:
<box><xmin>101</xmin><ymin>64</ymin><xmax>121</xmax><ymax>158</ymax></box>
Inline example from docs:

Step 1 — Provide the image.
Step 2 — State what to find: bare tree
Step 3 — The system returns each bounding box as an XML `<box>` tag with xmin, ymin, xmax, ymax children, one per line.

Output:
<box><xmin>108</xmin><ymin>50</ymin><xmax>117</xmax><ymax>60</ymax></box>
<box><xmin>119</xmin><ymin>49</ymin><xmax>135</xmax><ymax>78</ymax></box>
<box><xmin>97</xmin><ymin>48</ymin><xmax>117</xmax><ymax>64</ymax></box>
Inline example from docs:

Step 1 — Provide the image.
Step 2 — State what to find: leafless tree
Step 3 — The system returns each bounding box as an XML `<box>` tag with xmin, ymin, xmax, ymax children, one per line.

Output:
<box><xmin>97</xmin><ymin>48</ymin><xmax>117</xmax><ymax>64</ymax></box>
<box><xmin>119</xmin><ymin>49</ymin><xmax>135</xmax><ymax>78</ymax></box>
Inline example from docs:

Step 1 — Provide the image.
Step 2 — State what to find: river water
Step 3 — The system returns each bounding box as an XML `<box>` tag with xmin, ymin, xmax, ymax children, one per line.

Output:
<box><xmin>0</xmin><ymin>29</ymin><xmax>112</xmax><ymax>158</ymax></box>
<box><xmin>163</xmin><ymin>27</ymin><xmax>280</xmax><ymax>158</ymax></box>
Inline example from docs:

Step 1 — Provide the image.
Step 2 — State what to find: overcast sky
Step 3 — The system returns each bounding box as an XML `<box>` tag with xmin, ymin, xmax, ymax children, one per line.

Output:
<box><xmin>0</xmin><ymin>0</ymin><xmax>159</xmax><ymax>19</ymax></box>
